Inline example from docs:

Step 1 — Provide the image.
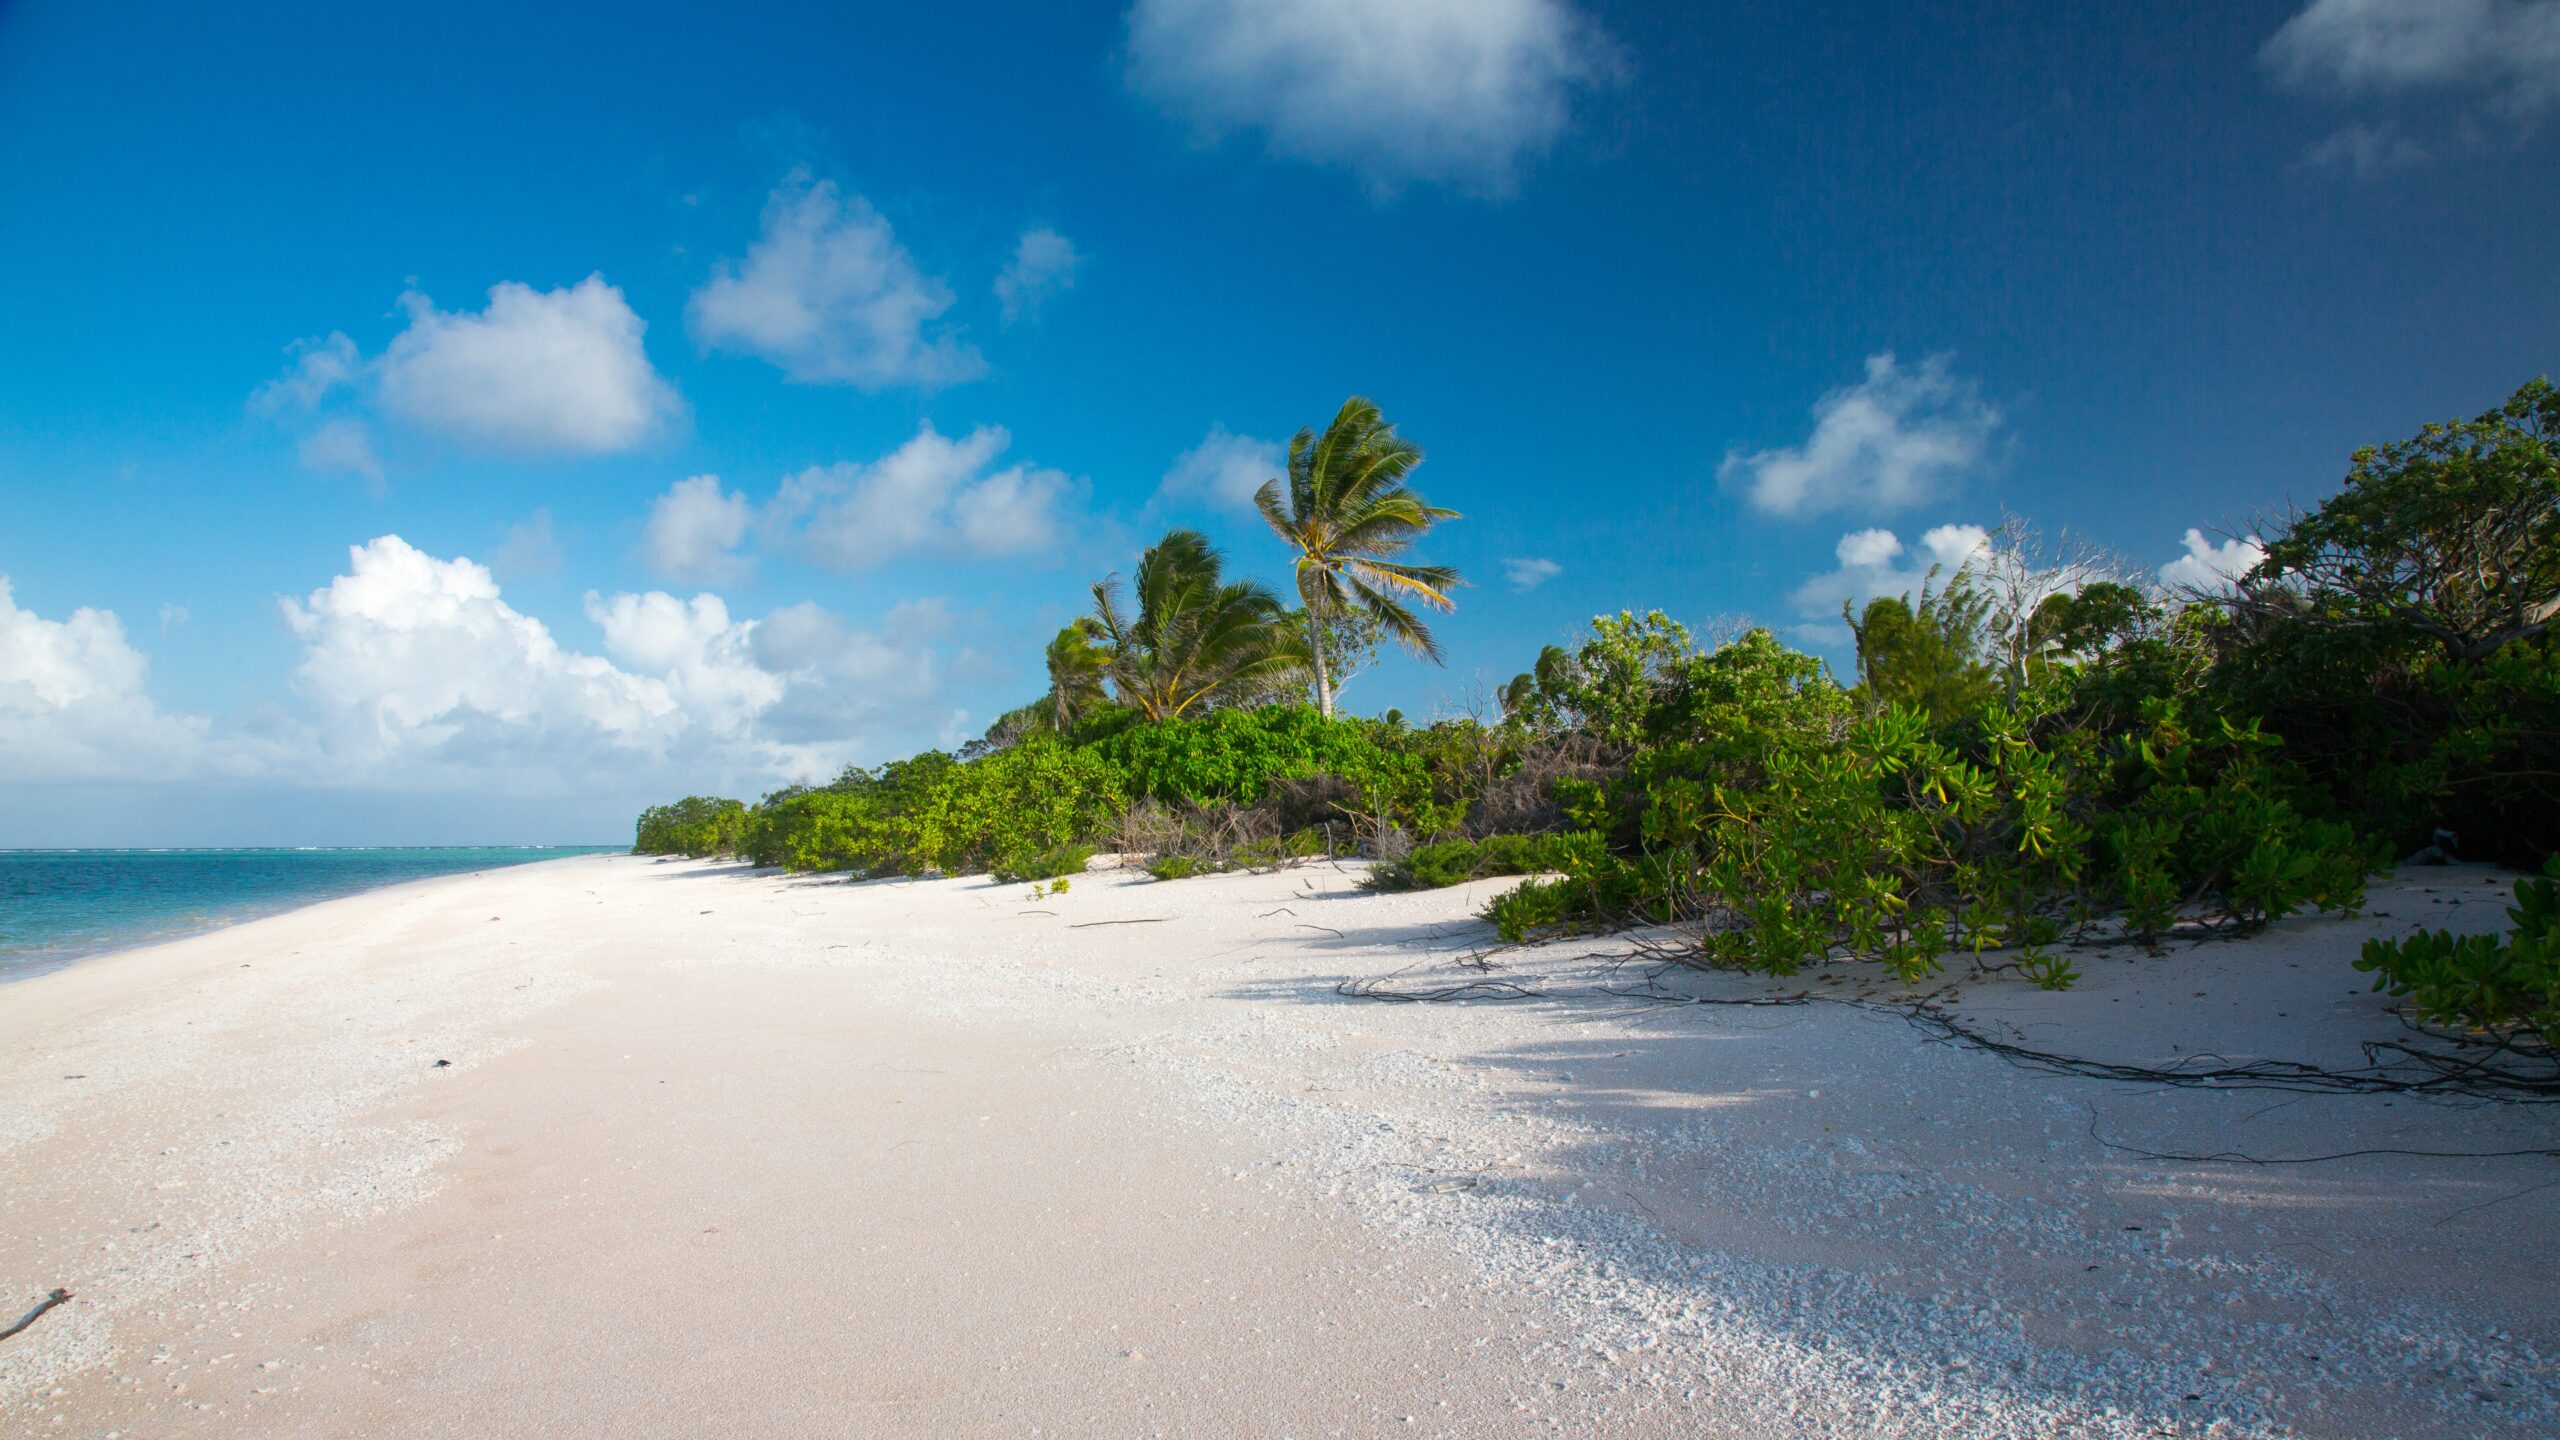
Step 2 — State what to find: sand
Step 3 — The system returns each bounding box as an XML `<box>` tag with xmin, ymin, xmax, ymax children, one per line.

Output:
<box><xmin>1</xmin><ymin>853</ymin><xmax>2553</xmax><ymax>1438</ymax></box>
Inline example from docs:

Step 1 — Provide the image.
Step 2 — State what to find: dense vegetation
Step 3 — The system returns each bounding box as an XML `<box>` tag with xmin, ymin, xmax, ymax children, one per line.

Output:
<box><xmin>637</xmin><ymin>382</ymin><xmax>2560</xmax><ymax>1043</ymax></box>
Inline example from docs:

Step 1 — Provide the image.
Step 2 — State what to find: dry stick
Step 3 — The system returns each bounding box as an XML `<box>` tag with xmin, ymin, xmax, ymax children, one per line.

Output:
<box><xmin>2085</xmin><ymin>1108</ymin><xmax>2558</xmax><ymax>1167</ymax></box>
<box><xmin>1338</xmin><ymin>974</ymin><xmax>1543</xmax><ymax>1003</ymax></box>
<box><xmin>1</xmin><ymin>1289</ymin><xmax>70</xmax><ymax>1343</ymax></box>
<box><xmin>1296</xmin><ymin>923</ymin><xmax>1346</xmax><ymax>939</ymax></box>
<box><xmin>1069</xmin><ymin>917</ymin><xmax>1172</xmax><ymax>929</ymax></box>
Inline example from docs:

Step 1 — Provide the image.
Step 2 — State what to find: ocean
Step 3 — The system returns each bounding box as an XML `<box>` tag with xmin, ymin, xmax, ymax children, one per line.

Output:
<box><xmin>0</xmin><ymin>847</ymin><xmax>622</xmax><ymax>980</ymax></box>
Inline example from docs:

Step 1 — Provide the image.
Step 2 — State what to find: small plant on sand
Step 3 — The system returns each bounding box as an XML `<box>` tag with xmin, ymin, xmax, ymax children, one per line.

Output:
<box><xmin>2357</xmin><ymin>856</ymin><xmax>2560</xmax><ymax>1045</ymax></box>
<box><xmin>1362</xmin><ymin>833</ymin><xmax>1574</xmax><ymax>892</ymax></box>
<box><xmin>991</xmin><ymin>841</ymin><xmax>1095</xmax><ymax>886</ymax></box>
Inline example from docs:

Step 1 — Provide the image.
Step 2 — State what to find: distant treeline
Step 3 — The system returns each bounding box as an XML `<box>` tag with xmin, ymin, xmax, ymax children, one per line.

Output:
<box><xmin>638</xmin><ymin>381</ymin><xmax>2560</xmax><ymax>1039</ymax></box>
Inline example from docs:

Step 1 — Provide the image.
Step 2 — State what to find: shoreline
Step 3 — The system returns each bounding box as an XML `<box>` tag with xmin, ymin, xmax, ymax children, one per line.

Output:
<box><xmin>0</xmin><ymin>847</ymin><xmax>622</xmax><ymax>984</ymax></box>
<box><xmin>2</xmin><ymin>853</ymin><xmax>2552</xmax><ymax>1437</ymax></box>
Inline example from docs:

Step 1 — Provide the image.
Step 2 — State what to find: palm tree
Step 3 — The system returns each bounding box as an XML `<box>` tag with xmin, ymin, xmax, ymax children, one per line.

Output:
<box><xmin>1255</xmin><ymin>397</ymin><xmax>1462</xmax><ymax>717</ymax></box>
<box><xmin>1092</xmin><ymin>530</ymin><xmax>1308</xmax><ymax>721</ymax></box>
<box><xmin>1043</xmin><ymin>618</ymin><xmax>1111</xmax><ymax>729</ymax></box>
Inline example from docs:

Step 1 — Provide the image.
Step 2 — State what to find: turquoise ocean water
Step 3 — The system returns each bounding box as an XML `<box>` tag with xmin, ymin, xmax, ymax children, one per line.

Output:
<box><xmin>0</xmin><ymin>848</ymin><xmax>621</xmax><ymax>980</ymax></box>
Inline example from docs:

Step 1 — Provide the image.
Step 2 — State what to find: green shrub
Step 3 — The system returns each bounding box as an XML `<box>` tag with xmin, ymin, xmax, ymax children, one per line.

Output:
<box><xmin>1145</xmin><ymin>854</ymin><xmax>1215</xmax><ymax>881</ymax></box>
<box><xmin>2357</xmin><ymin>857</ymin><xmax>2560</xmax><ymax>1043</ymax></box>
<box><xmin>1487</xmin><ymin>877</ymin><xmax>1578</xmax><ymax>942</ymax></box>
<box><xmin>634</xmin><ymin>796</ymin><xmax>748</xmax><ymax>857</ymax></box>
<box><xmin>1479</xmin><ymin>691</ymin><xmax>2375</xmax><ymax>976</ymax></box>
<box><xmin>740</xmin><ymin>737</ymin><xmax>1126</xmax><ymax>876</ymax></box>
<box><xmin>1483</xmin><ymin>832</ymin><xmax>1655</xmax><ymax>942</ymax></box>
<box><xmin>1365</xmin><ymin>833</ymin><xmax>1572</xmax><ymax>891</ymax></box>
<box><xmin>990</xmin><ymin>842</ymin><xmax>1096</xmax><ymax>884</ymax></box>
<box><xmin>1085</xmin><ymin>706</ymin><xmax>1433</xmax><ymax>823</ymax></box>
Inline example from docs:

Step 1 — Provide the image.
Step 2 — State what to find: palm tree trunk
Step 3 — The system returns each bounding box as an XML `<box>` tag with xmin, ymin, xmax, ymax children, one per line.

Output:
<box><xmin>1305</xmin><ymin>604</ymin><xmax>1333</xmax><ymax>718</ymax></box>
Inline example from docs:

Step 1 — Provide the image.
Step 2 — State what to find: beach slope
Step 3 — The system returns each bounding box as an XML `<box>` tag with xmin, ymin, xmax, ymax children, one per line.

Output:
<box><xmin>2</xmin><ymin>854</ymin><xmax>2554</xmax><ymax>1437</ymax></box>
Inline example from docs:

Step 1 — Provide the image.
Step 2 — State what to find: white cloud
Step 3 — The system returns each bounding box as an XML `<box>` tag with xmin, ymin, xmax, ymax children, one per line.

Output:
<box><xmin>276</xmin><ymin>539</ymin><xmax>955</xmax><ymax>788</ymax></box>
<box><xmin>746</xmin><ymin>600</ymin><xmax>944</xmax><ymax>760</ymax></box>
<box><xmin>1503</xmin><ymin>556</ymin><xmax>1562</xmax><ymax>591</ymax></box>
<box><xmin>2263</xmin><ymin>0</ymin><xmax>2560</xmax><ymax>114</ymax></box>
<box><xmin>375</xmin><ymin>276</ymin><xmax>684</xmax><ymax>455</ymax></box>
<box><xmin>2159</xmin><ymin>529</ymin><xmax>2267</xmax><ymax>594</ymax></box>
<box><xmin>641</xmin><ymin>475</ymin><xmax>755</xmax><ymax>585</ymax></box>
<box><xmin>1789</xmin><ymin>524</ymin><xmax>1994</xmax><ymax>622</ymax></box>
<box><xmin>584</xmin><ymin>590</ymin><xmax>782</xmax><ymax>738</ymax></box>
<box><xmin>252</xmin><ymin>277</ymin><xmax>682</xmax><ymax>472</ymax></box>
<box><xmin>297</xmin><ymin>418</ymin><xmax>383</xmax><ymax>484</ymax></box>
<box><xmin>771</xmin><ymin>423</ymin><xmax>1081</xmax><ymax>571</ymax></box>
<box><xmin>1722</xmin><ymin>354</ymin><xmax>2001</xmax><ymax>517</ymax></box>
<box><xmin>2303</xmin><ymin>122</ymin><xmax>2431</xmax><ymax>177</ymax></box>
<box><xmin>282</xmin><ymin>537</ymin><xmax>688</xmax><ymax>770</ymax></box>
<box><xmin>1124</xmin><ymin>0</ymin><xmax>1623</xmax><ymax>194</ymax></box>
<box><xmin>0</xmin><ymin>575</ymin><xmax>212</xmax><ymax>783</ymax></box>
<box><xmin>689</xmin><ymin>176</ymin><xmax>985</xmax><ymax>388</ymax></box>
<box><xmin>2</xmin><ymin>540</ymin><xmax>960</xmax><ymax>801</ymax></box>
<box><xmin>250</xmin><ymin>333</ymin><xmax>361</xmax><ymax>415</ymax></box>
<box><xmin>1150</xmin><ymin>424</ymin><xmax>1283</xmax><ymax>513</ymax></box>
<box><xmin>995</xmin><ymin>226</ymin><xmax>1082</xmax><ymax>324</ymax></box>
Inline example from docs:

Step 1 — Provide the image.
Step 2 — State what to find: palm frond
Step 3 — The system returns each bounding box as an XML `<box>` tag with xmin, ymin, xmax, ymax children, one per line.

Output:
<box><xmin>1345</xmin><ymin>581</ymin><xmax>1443</xmax><ymax>664</ymax></box>
<box><xmin>1346</xmin><ymin>557</ymin><xmax>1462</xmax><ymax>610</ymax></box>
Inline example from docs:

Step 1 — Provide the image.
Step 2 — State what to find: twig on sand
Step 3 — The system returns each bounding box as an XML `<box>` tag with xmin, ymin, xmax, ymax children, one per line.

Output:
<box><xmin>1</xmin><ymin>1289</ymin><xmax>70</xmax><ymax>1343</ymax></box>
<box><xmin>1296</xmin><ymin>923</ymin><xmax>1346</xmax><ymax>939</ymax></box>
<box><xmin>2431</xmin><ymin>1175</ymin><xmax>2560</xmax><ymax>1228</ymax></box>
<box><xmin>1258</xmin><ymin>907</ymin><xmax>1297</xmax><ymax>918</ymax></box>
<box><xmin>1338</xmin><ymin>976</ymin><xmax>1543</xmax><ymax>1003</ymax></box>
<box><xmin>1070</xmin><ymin>918</ymin><xmax>1172</xmax><ymax>929</ymax></box>
<box><xmin>1017</xmin><ymin>909</ymin><xmax>1059</xmax><ymax>916</ymax></box>
<box><xmin>2085</xmin><ymin>1108</ymin><xmax>2558</xmax><ymax>1166</ymax></box>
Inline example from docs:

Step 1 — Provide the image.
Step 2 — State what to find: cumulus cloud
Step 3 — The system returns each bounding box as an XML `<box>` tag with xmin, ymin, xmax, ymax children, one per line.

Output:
<box><xmin>1503</xmin><ymin>556</ymin><xmax>1563</xmax><ymax>591</ymax></box>
<box><xmin>1788</xmin><ymin>524</ymin><xmax>1994</xmax><ymax>624</ymax></box>
<box><xmin>255</xmin><ymin>277</ymin><xmax>683</xmax><ymax>469</ymax></box>
<box><xmin>277</xmin><ymin>539</ymin><xmax>958</xmax><ymax>787</ymax></box>
<box><xmin>0</xmin><ymin>575</ymin><xmax>213</xmax><ymax>783</ymax></box>
<box><xmin>2263</xmin><ymin>0</ymin><xmax>2560</xmax><ymax>114</ymax></box>
<box><xmin>642</xmin><ymin>475</ymin><xmax>755</xmax><ymax>585</ymax></box>
<box><xmin>689</xmin><ymin>176</ymin><xmax>985</xmax><ymax>388</ymax></box>
<box><xmin>1124</xmin><ymin>0</ymin><xmax>1623</xmax><ymax>194</ymax></box>
<box><xmin>282</xmin><ymin>537</ymin><xmax>688</xmax><ymax>770</ymax></box>
<box><xmin>2159</xmin><ymin>529</ymin><xmax>2267</xmax><ymax>594</ymax></box>
<box><xmin>584</xmin><ymin>590</ymin><xmax>782</xmax><ymax>738</ymax></box>
<box><xmin>2</xmin><ymin>540</ymin><xmax>961</xmax><ymax>800</ymax></box>
<box><xmin>375</xmin><ymin>276</ymin><xmax>684</xmax><ymax>455</ymax></box>
<box><xmin>771</xmin><ymin>423</ymin><xmax>1082</xmax><ymax>571</ymax></box>
<box><xmin>995</xmin><ymin>226</ymin><xmax>1082</xmax><ymax>324</ymax></box>
<box><xmin>1723</xmin><ymin>355</ymin><xmax>2001</xmax><ymax>518</ymax></box>
<box><xmin>1150</xmin><ymin>424</ymin><xmax>1283</xmax><ymax>513</ymax></box>
<box><xmin>745</xmin><ymin>600</ymin><xmax>944</xmax><ymax>757</ymax></box>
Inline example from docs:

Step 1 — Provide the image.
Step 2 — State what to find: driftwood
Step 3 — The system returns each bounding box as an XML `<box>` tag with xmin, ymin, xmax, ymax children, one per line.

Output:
<box><xmin>1</xmin><ymin>1289</ymin><xmax>70</xmax><ymax>1343</ymax></box>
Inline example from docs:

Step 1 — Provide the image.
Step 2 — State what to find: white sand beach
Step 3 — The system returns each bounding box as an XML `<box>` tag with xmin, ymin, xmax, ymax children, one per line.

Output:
<box><xmin>3</xmin><ymin>854</ymin><xmax>2555</xmax><ymax>1438</ymax></box>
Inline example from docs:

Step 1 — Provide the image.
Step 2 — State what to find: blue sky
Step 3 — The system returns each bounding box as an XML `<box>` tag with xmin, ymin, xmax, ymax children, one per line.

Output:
<box><xmin>2</xmin><ymin>0</ymin><xmax>2555</xmax><ymax>845</ymax></box>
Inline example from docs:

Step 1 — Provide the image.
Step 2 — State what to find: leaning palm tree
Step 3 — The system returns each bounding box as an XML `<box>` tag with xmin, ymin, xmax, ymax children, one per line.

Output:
<box><xmin>1255</xmin><ymin>396</ymin><xmax>1462</xmax><ymax>717</ymax></box>
<box><xmin>1091</xmin><ymin>530</ymin><xmax>1308</xmax><ymax>721</ymax></box>
<box><xmin>1043</xmin><ymin>618</ymin><xmax>1112</xmax><ymax>729</ymax></box>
